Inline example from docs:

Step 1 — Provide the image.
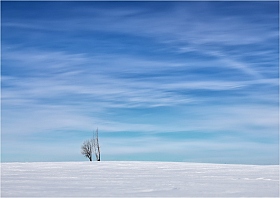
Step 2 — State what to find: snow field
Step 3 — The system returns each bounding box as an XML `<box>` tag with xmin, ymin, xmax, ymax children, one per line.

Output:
<box><xmin>1</xmin><ymin>161</ymin><xmax>279</xmax><ymax>197</ymax></box>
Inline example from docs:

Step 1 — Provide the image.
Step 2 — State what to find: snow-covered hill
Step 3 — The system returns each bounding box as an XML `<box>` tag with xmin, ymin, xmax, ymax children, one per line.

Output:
<box><xmin>1</xmin><ymin>161</ymin><xmax>279</xmax><ymax>197</ymax></box>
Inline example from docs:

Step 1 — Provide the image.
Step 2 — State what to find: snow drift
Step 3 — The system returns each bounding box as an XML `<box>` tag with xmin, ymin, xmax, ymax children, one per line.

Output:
<box><xmin>1</xmin><ymin>161</ymin><xmax>279</xmax><ymax>197</ymax></box>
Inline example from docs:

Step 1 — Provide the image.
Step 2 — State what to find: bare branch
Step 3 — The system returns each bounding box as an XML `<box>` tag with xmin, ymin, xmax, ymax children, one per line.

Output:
<box><xmin>93</xmin><ymin>128</ymin><xmax>101</xmax><ymax>161</ymax></box>
<box><xmin>81</xmin><ymin>128</ymin><xmax>101</xmax><ymax>161</ymax></box>
<box><xmin>81</xmin><ymin>140</ymin><xmax>93</xmax><ymax>161</ymax></box>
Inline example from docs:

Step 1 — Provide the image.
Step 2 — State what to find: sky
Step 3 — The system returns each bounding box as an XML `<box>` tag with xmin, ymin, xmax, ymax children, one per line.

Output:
<box><xmin>1</xmin><ymin>1</ymin><xmax>279</xmax><ymax>164</ymax></box>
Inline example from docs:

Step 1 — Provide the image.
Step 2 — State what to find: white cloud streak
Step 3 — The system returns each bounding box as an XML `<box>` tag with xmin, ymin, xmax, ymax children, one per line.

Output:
<box><xmin>1</xmin><ymin>2</ymin><xmax>278</xmax><ymax>163</ymax></box>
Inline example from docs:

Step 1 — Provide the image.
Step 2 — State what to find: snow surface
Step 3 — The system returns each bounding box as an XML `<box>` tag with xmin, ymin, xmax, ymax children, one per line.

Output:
<box><xmin>1</xmin><ymin>161</ymin><xmax>279</xmax><ymax>197</ymax></box>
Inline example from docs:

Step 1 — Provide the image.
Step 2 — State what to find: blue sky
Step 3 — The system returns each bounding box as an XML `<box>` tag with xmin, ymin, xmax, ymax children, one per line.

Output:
<box><xmin>1</xmin><ymin>1</ymin><xmax>279</xmax><ymax>164</ymax></box>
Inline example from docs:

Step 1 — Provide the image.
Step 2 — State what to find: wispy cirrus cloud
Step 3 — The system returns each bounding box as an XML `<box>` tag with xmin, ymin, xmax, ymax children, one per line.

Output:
<box><xmin>2</xmin><ymin>1</ymin><xmax>278</xmax><ymax>163</ymax></box>
<box><xmin>3</xmin><ymin>47</ymin><xmax>277</xmax><ymax>110</ymax></box>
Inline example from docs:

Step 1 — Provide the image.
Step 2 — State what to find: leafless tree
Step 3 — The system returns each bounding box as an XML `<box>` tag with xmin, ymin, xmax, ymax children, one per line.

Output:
<box><xmin>81</xmin><ymin>128</ymin><xmax>101</xmax><ymax>161</ymax></box>
<box><xmin>81</xmin><ymin>140</ymin><xmax>93</xmax><ymax>161</ymax></box>
<box><xmin>93</xmin><ymin>128</ymin><xmax>101</xmax><ymax>161</ymax></box>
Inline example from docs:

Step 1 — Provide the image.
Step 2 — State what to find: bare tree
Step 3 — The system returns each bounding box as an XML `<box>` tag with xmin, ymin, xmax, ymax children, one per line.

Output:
<box><xmin>93</xmin><ymin>128</ymin><xmax>101</xmax><ymax>161</ymax></box>
<box><xmin>81</xmin><ymin>128</ymin><xmax>101</xmax><ymax>161</ymax></box>
<box><xmin>81</xmin><ymin>140</ymin><xmax>93</xmax><ymax>161</ymax></box>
